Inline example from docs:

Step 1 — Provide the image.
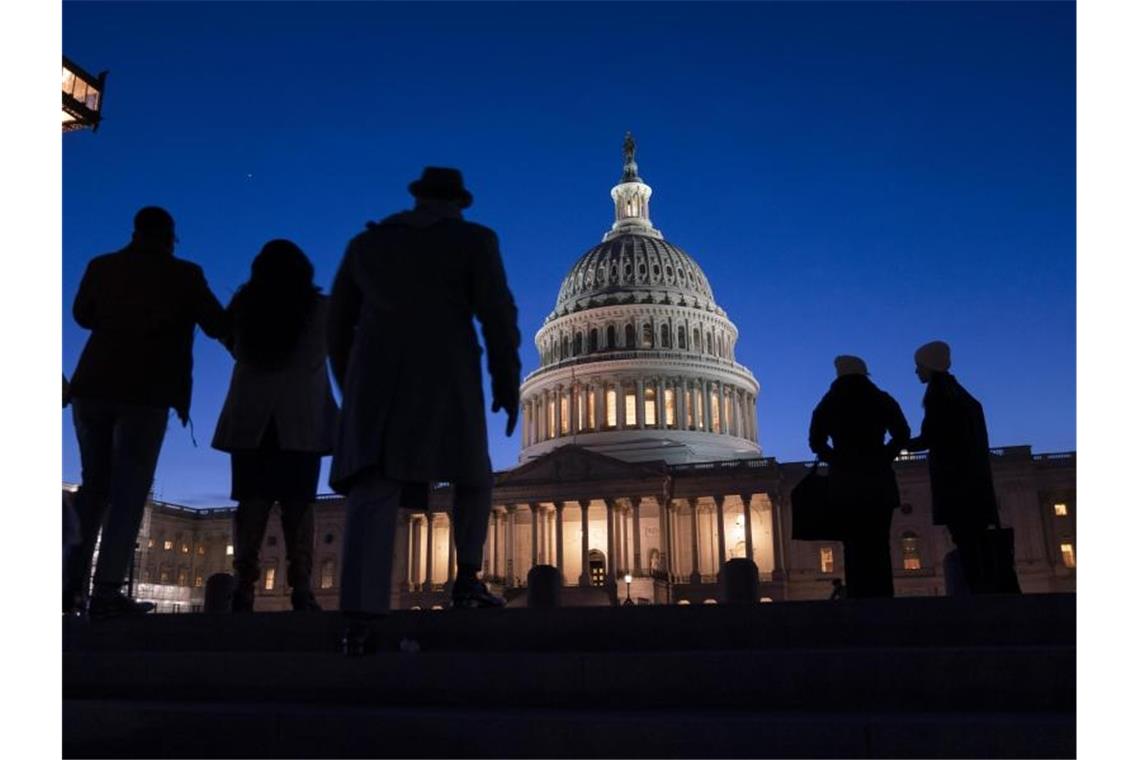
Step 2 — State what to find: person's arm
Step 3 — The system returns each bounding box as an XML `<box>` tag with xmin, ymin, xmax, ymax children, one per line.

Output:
<box><xmin>471</xmin><ymin>229</ymin><xmax>521</xmax><ymax>436</ymax></box>
<box><xmin>189</xmin><ymin>264</ymin><xmax>229</xmax><ymax>342</ymax></box>
<box><xmin>884</xmin><ymin>395</ymin><xmax>912</xmax><ymax>460</ymax></box>
<box><xmin>808</xmin><ymin>401</ymin><xmax>834</xmax><ymax>463</ymax></box>
<box><xmin>327</xmin><ymin>244</ymin><xmax>363</xmax><ymax>393</ymax></box>
<box><xmin>72</xmin><ymin>260</ymin><xmax>98</xmax><ymax>330</ymax></box>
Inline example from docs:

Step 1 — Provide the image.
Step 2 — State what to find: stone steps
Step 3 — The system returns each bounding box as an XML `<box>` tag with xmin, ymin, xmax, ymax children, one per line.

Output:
<box><xmin>62</xmin><ymin>700</ymin><xmax>1076</xmax><ymax>759</ymax></box>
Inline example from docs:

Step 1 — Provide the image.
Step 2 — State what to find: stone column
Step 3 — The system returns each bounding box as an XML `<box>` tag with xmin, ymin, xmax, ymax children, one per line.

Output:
<box><xmin>569</xmin><ymin>385</ymin><xmax>579</xmax><ymax>436</ymax></box>
<box><xmin>669</xmin><ymin>503</ymin><xmax>680</xmax><ymax>582</ymax></box>
<box><xmin>636</xmin><ymin>378</ymin><xmax>646</xmax><ymax>429</ymax></box>
<box><xmin>714</xmin><ymin>495</ymin><xmax>727</xmax><ymax>572</ymax></box>
<box><xmin>404</xmin><ymin>514</ymin><xmax>415</xmax><ymax>591</ymax></box>
<box><xmin>656</xmin><ymin>377</ymin><xmax>666</xmax><ymax>428</ymax></box>
<box><xmin>579</xmin><ymin>500</ymin><xmax>591</xmax><ymax>587</ymax></box>
<box><xmin>424</xmin><ymin>512</ymin><xmax>435</xmax><ymax>590</ymax></box>
<box><xmin>702</xmin><ymin>381</ymin><xmax>712</xmax><ymax>432</ymax></box>
<box><xmin>743</xmin><ymin>494</ymin><xmax>755</xmax><ymax>565</ymax></box>
<box><xmin>553</xmin><ymin>387</ymin><xmax>563</xmax><ymax>438</ymax></box>
<box><xmin>411</xmin><ymin>516</ymin><xmax>423</xmax><ymax>590</ymax></box>
<box><xmin>633</xmin><ymin>498</ymin><xmax>644</xmax><ymax>574</ymax></box>
<box><xmin>506</xmin><ymin>506</ymin><xmax>516</xmax><ymax>587</ymax></box>
<box><xmin>555</xmin><ymin>502</ymin><xmax>565</xmax><ymax>574</ymax></box>
<box><xmin>688</xmin><ymin>499</ymin><xmax>701</xmax><ymax>583</ymax></box>
<box><xmin>529</xmin><ymin>504</ymin><xmax>538</xmax><ymax>572</ymax></box>
<box><xmin>770</xmin><ymin>492</ymin><xmax>788</xmax><ymax>581</ymax></box>
<box><xmin>605</xmin><ymin>498</ymin><xmax>617</xmax><ymax>582</ymax></box>
<box><xmin>447</xmin><ymin>513</ymin><xmax>456</xmax><ymax>582</ymax></box>
<box><xmin>677</xmin><ymin>379</ymin><xmax>687</xmax><ymax>430</ymax></box>
<box><xmin>616</xmin><ymin>381</ymin><xmax>626</xmax><ymax>431</ymax></box>
<box><xmin>720</xmin><ymin>383</ymin><xmax>729</xmax><ymax>435</ymax></box>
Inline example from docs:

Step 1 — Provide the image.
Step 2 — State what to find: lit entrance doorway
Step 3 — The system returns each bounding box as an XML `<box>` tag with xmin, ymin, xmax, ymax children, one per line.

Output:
<box><xmin>588</xmin><ymin>550</ymin><xmax>607</xmax><ymax>587</ymax></box>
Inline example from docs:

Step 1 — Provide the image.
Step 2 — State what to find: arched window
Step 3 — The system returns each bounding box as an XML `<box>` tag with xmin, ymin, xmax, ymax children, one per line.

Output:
<box><xmin>588</xmin><ymin>328</ymin><xmax>598</xmax><ymax>352</ymax></box>
<box><xmin>573</xmin><ymin>332</ymin><xmax>583</xmax><ymax>356</ymax></box>
<box><xmin>706</xmin><ymin>332</ymin><xmax>713</xmax><ymax>354</ymax></box>
<box><xmin>606</xmin><ymin>324</ymin><xmax>616</xmax><ymax>349</ymax></box>
<box><xmin>625</xmin><ymin>323</ymin><xmax>636</xmax><ymax>348</ymax></box>
<box><xmin>642</xmin><ymin>323</ymin><xmax>654</xmax><ymax>348</ymax></box>
<box><xmin>320</xmin><ymin>559</ymin><xmax>336</xmax><ymax>589</ymax></box>
<box><xmin>693</xmin><ymin>328</ymin><xmax>702</xmax><ymax>352</ymax></box>
<box><xmin>661</xmin><ymin>324</ymin><xmax>671</xmax><ymax>348</ymax></box>
<box><xmin>678</xmin><ymin>328</ymin><xmax>687</xmax><ymax>349</ymax></box>
<box><xmin>901</xmin><ymin>532</ymin><xmax>922</xmax><ymax>571</ymax></box>
<box><xmin>561</xmin><ymin>335</ymin><xmax>569</xmax><ymax>359</ymax></box>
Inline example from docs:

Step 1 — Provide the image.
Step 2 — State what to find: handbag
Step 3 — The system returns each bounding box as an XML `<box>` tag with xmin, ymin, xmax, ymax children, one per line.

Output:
<box><xmin>791</xmin><ymin>462</ymin><xmax>845</xmax><ymax>541</ymax></box>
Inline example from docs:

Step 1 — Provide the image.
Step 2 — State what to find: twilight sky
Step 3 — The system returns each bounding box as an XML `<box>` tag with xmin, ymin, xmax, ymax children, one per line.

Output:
<box><xmin>62</xmin><ymin>1</ymin><xmax>1075</xmax><ymax>506</ymax></box>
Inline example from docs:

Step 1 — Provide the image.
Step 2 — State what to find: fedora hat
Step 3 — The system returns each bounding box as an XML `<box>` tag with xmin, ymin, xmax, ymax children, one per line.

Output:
<box><xmin>408</xmin><ymin>167</ymin><xmax>473</xmax><ymax>208</ymax></box>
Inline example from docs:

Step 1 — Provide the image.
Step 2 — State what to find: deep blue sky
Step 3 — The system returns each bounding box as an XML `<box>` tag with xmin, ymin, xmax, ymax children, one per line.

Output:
<box><xmin>62</xmin><ymin>1</ymin><xmax>1075</xmax><ymax>506</ymax></box>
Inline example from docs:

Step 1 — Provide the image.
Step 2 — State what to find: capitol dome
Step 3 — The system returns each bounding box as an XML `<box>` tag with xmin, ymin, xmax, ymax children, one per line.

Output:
<box><xmin>519</xmin><ymin>134</ymin><xmax>762</xmax><ymax>465</ymax></box>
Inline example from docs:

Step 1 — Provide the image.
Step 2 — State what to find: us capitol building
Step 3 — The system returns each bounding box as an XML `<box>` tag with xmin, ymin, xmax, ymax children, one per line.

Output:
<box><xmin>70</xmin><ymin>136</ymin><xmax>1077</xmax><ymax>612</ymax></box>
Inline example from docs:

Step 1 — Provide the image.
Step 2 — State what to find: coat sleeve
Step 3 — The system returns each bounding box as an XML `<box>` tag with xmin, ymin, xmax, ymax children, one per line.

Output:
<box><xmin>327</xmin><ymin>243</ymin><xmax>363</xmax><ymax>392</ymax></box>
<box><xmin>72</xmin><ymin>259</ymin><xmax>99</xmax><ymax>330</ymax></box>
<box><xmin>883</xmin><ymin>394</ymin><xmax>912</xmax><ymax>460</ymax></box>
<box><xmin>470</xmin><ymin>229</ymin><xmax>521</xmax><ymax>402</ymax></box>
<box><xmin>808</xmin><ymin>399</ymin><xmax>834</xmax><ymax>463</ymax></box>
<box><xmin>189</xmin><ymin>264</ymin><xmax>228</xmax><ymax>341</ymax></box>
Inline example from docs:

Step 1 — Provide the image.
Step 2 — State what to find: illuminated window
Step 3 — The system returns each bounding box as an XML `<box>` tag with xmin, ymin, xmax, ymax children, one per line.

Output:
<box><xmin>226</xmin><ymin>544</ymin><xmax>234</xmax><ymax>556</ymax></box>
<box><xmin>163</xmin><ymin>540</ymin><xmax>173</xmax><ymax>552</ymax></box>
<box><xmin>197</xmin><ymin>544</ymin><xmax>206</xmax><ymax>556</ymax></box>
<box><xmin>177</xmin><ymin>567</ymin><xmax>189</xmax><ymax>586</ymax></box>
<box><xmin>320</xmin><ymin>559</ymin><xmax>336</xmax><ymax>589</ymax></box>
<box><xmin>664</xmin><ymin>388</ymin><xmax>676</xmax><ymax>427</ymax></box>
<box><xmin>159</xmin><ymin>565</ymin><xmax>171</xmax><ymax>583</ymax></box>
<box><xmin>546</xmin><ymin>396</ymin><xmax>555</xmax><ymax>439</ymax></box>
<box><xmin>181</xmin><ymin>543</ymin><xmax>190</xmax><ymax>554</ymax></box>
<box><xmin>147</xmin><ymin>537</ymin><xmax>155</xmax><ymax>549</ymax></box>
<box><xmin>576</xmin><ymin>389</ymin><xmax>586</xmax><ymax>431</ymax></box>
<box><xmin>693</xmin><ymin>390</ymin><xmax>703</xmax><ymax>429</ymax></box>
<box><xmin>624</xmin><ymin>389</ymin><xmax>637</xmax><ymax>426</ymax></box>
<box><xmin>645</xmin><ymin>386</ymin><xmax>657</xmax><ymax>426</ymax></box>
<box><xmin>1060</xmin><ymin>543</ymin><xmax>1075</xmax><ymax>568</ymax></box>
<box><xmin>194</xmin><ymin>574</ymin><xmax>204</xmax><ymax>588</ymax></box>
<box><xmin>819</xmin><ymin>546</ymin><xmax>835</xmax><ymax>574</ymax></box>
<box><xmin>264</xmin><ymin>567</ymin><xmax>276</xmax><ymax>591</ymax></box>
<box><xmin>560</xmin><ymin>393</ymin><xmax>570</xmax><ymax>435</ymax></box>
<box><xmin>606</xmin><ymin>388</ymin><xmax>618</xmax><ymax>427</ymax></box>
<box><xmin>587</xmin><ymin>390</ymin><xmax>597</xmax><ymax>430</ymax></box>
<box><xmin>1054</xmin><ymin>503</ymin><xmax>1068</xmax><ymax>516</ymax></box>
<box><xmin>642</xmin><ymin>324</ymin><xmax>654</xmax><ymax>348</ymax></box>
<box><xmin>710</xmin><ymin>393</ymin><xmax>721</xmax><ymax>433</ymax></box>
<box><xmin>901</xmin><ymin>532</ymin><xmax>922</xmax><ymax>571</ymax></box>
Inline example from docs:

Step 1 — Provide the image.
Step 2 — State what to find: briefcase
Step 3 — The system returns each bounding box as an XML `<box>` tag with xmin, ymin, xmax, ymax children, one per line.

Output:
<box><xmin>791</xmin><ymin>462</ymin><xmax>845</xmax><ymax>541</ymax></box>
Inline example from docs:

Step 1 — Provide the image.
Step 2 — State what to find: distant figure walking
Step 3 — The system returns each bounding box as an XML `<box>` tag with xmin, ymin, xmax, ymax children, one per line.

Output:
<box><xmin>809</xmin><ymin>356</ymin><xmax>910</xmax><ymax>598</ymax></box>
<box><xmin>66</xmin><ymin>207</ymin><xmax>227</xmax><ymax>617</ymax></box>
<box><xmin>907</xmin><ymin>341</ymin><xmax>1017</xmax><ymax>594</ymax></box>
<box><xmin>211</xmin><ymin>240</ymin><xmax>339</xmax><ymax>612</ymax></box>
<box><xmin>829</xmin><ymin>578</ymin><xmax>847</xmax><ymax>600</ymax></box>
<box><xmin>328</xmin><ymin>167</ymin><xmax>521</xmax><ymax>652</ymax></box>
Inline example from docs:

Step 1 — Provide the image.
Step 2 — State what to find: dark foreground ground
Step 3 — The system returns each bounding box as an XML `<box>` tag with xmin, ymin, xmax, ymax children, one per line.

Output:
<box><xmin>63</xmin><ymin>594</ymin><xmax>1075</xmax><ymax>758</ymax></box>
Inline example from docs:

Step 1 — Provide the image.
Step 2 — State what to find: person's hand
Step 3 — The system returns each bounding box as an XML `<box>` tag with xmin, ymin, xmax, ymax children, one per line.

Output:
<box><xmin>492</xmin><ymin>379</ymin><xmax>520</xmax><ymax>437</ymax></box>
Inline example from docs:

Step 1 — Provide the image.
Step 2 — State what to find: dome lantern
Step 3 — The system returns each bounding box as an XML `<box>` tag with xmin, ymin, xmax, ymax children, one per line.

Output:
<box><xmin>605</xmin><ymin>131</ymin><xmax>662</xmax><ymax>242</ymax></box>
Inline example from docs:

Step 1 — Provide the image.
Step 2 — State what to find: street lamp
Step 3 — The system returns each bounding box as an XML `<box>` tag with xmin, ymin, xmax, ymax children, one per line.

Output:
<box><xmin>623</xmin><ymin>573</ymin><xmax>634</xmax><ymax>606</ymax></box>
<box><xmin>62</xmin><ymin>56</ymin><xmax>107</xmax><ymax>133</ymax></box>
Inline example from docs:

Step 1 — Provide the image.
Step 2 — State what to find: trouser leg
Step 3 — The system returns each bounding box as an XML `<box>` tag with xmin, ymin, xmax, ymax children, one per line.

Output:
<box><xmin>280</xmin><ymin>499</ymin><xmax>315</xmax><ymax>593</ymax></box>
<box><xmin>67</xmin><ymin>399</ymin><xmax>115</xmax><ymax>602</ymax></box>
<box><xmin>232</xmin><ymin>497</ymin><xmax>274</xmax><ymax>590</ymax></box>
<box><xmin>843</xmin><ymin>508</ymin><xmax>894</xmax><ymax>599</ymax></box>
<box><xmin>90</xmin><ymin>402</ymin><xmax>168</xmax><ymax>591</ymax></box>
<box><xmin>452</xmin><ymin>483</ymin><xmax>492</xmax><ymax>571</ymax></box>
<box><xmin>949</xmin><ymin>521</ymin><xmax>988</xmax><ymax>594</ymax></box>
<box><xmin>339</xmin><ymin>470</ymin><xmax>401</xmax><ymax>615</ymax></box>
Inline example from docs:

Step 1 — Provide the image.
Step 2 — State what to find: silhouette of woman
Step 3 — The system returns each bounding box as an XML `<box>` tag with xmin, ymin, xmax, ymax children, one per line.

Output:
<box><xmin>212</xmin><ymin>240</ymin><xmax>339</xmax><ymax>612</ymax></box>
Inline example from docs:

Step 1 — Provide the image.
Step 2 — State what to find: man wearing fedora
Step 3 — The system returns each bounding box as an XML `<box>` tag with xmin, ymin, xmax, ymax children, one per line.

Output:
<box><xmin>809</xmin><ymin>356</ymin><xmax>910</xmax><ymax>598</ymax></box>
<box><xmin>328</xmin><ymin>167</ymin><xmax>521</xmax><ymax>652</ymax></box>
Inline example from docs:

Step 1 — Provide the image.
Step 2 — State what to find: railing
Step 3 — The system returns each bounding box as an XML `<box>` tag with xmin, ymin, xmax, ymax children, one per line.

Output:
<box><xmin>670</xmin><ymin>457</ymin><xmax>777</xmax><ymax>472</ymax></box>
<box><xmin>523</xmin><ymin>349</ymin><xmax>750</xmax><ymax>381</ymax></box>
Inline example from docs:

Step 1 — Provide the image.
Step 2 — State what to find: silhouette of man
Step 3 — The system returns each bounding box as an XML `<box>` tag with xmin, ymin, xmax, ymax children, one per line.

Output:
<box><xmin>908</xmin><ymin>341</ymin><xmax>1013</xmax><ymax>594</ymax></box>
<box><xmin>66</xmin><ymin>207</ymin><xmax>227</xmax><ymax>617</ymax></box>
<box><xmin>809</xmin><ymin>356</ymin><xmax>910</xmax><ymax>598</ymax></box>
<box><xmin>829</xmin><ymin>578</ymin><xmax>847</xmax><ymax>600</ymax></box>
<box><xmin>328</xmin><ymin>167</ymin><xmax>520</xmax><ymax>651</ymax></box>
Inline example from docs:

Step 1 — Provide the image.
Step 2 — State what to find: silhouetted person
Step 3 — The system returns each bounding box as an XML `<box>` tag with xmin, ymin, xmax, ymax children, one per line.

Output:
<box><xmin>908</xmin><ymin>340</ymin><xmax>1013</xmax><ymax>594</ymax></box>
<box><xmin>809</xmin><ymin>356</ymin><xmax>910</xmax><ymax>598</ymax></box>
<box><xmin>66</xmin><ymin>207</ymin><xmax>227</xmax><ymax>617</ymax></box>
<box><xmin>829</xmin><ymin>578</ymin><xmax>847</xmax><ymax>600</ymax></box>
<box><xmin>211</xmin><ymin>240</ymin><xmax>338</xmax><ymax>612</ymax></box>
<box><xmin>328</xmin><ymin>167</ymin><xmax>520</xmax><ymax>653</ymax></box>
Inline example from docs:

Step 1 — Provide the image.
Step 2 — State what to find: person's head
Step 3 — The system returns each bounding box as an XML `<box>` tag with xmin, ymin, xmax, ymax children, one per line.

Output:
<box><xmin>230</xmin><ymin>239</ymin><xmax>319</xmax><ymax>369</ymax></box>
<box><xmin>408</xmin><ymin>166</ymin><xmax>473</xmax><ymax>210</ymax></box>
<box><xmin>131</xmin><ymin>206</ymin><xmax>176</xmax><ymax>254</ymax></box>
<box><xmin>914</xmin><ymin>340</ymin><xmax>951</xmax><ymax>384</ymax></box>
<box><xmin>834</xmin><ymin>355</ymin><xmax>869</xmax><ymax>379</ymax></box>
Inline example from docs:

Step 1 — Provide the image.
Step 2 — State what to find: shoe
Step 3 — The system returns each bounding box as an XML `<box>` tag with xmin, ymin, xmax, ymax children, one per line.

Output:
<box><xmin>451</xmin><ymin>577</ymin><xmax>506</xmax><ymax>609</ymax></box>
<box><xmin>291</xmin><ymin>589</ymin><xmax>322</xmax><ymax>612</ymax></box>
<box><xmin>88</xmin><ymin>591</ymin><xmax>155</xmax><ymax>620</ymax></box>
<box><xmin>232</xmin><ymin>587</ymin><xmax>254</xmax><ymax>613</ymax></box>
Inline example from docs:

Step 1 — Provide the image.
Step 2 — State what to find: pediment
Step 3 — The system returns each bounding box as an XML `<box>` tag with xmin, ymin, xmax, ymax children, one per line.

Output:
<box><xmin>496</xmin><ymin>445</ymin><xmax>666</xmax><ymax>487</ymax></box>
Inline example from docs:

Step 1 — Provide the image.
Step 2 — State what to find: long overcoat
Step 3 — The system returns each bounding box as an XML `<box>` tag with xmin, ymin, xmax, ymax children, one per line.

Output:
<box><xmin>808</xmin><ymin>375</ymin><xmax>911</xmax><ymax>517</ymax></box>
<box><xmin>913</xmin><ymin>373</ymin><xmax>999</xmax><ymax>527</ymax></box>
<box><xmin>211</xmin><ymin>296</ymin><xmax>339</xmax><ymax>454</ymax></box>
<box><xmin>327</xmin><ymin>208</ymin><xmax>520</xmax><ymax>493</ymax></box>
